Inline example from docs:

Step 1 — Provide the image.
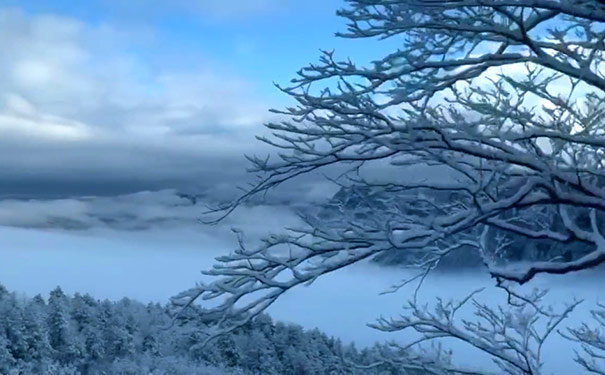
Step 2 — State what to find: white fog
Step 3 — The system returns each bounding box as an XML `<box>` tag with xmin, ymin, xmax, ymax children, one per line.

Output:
<box><xmin>0</xmin><ymin>221</ymin><xmax>601</xmax><ymax>374</ymax></box>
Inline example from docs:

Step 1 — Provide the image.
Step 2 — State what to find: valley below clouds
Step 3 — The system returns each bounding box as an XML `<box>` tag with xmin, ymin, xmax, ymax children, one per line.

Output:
<box><xmin>0</xmin><ymin>215</ymin><xmax>601</xmax><ymax>374</ymax></box>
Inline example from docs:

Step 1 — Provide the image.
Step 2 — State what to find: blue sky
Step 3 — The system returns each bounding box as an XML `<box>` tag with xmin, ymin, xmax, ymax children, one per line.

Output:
<box><xmin>0</xmin><ymin>0</ymin><xmax>398</xmax><ymax>198</ymax></box>
<box><xmin>6</xmin><ymin>0</ymin><xmax>385</xmax><ymax>102</ymax></box>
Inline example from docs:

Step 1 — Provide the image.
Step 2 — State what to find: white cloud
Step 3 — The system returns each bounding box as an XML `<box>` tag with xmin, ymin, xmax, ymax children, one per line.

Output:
<box><xmin>0</xmin><ymin>189</ymin><xmax>302</xmax><ymax>238</ymax></box>
<box><xmin>0</xmin><ymin>93</ymin><xmax>95</xmax><ymax>141</ymax></box>
<box><xmin>0</xmin><ymin>113</ymin><xmax>93</xmax><ymax>141</ymax></box>
<box><xmin>1</xmin><ymin>8</ymin><xmax>270</xmax><ymax>132</ymax></box>
<box><xmin>4</xmin><ymin>93</ymin><xmax>35</xmax><ymax>115</ymax></box>
<box><xmin>0</xmin><ymin>8</ymin><xmax>278</xmax><ymax>195</ymax></box>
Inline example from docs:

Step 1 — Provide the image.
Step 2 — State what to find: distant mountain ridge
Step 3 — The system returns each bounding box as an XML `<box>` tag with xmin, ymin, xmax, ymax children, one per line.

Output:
<box><xmin>319</xmin><ymin>185</ymin><xmax>595</xmax><ymax>270</ymax></box>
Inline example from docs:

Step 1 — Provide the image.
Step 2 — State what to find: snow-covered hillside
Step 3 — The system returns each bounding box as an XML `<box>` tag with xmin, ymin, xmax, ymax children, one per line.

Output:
<box><xmin>0</xmin><ymin>224</ymin><xmax>603</xmax><ymax>374</ymax></box>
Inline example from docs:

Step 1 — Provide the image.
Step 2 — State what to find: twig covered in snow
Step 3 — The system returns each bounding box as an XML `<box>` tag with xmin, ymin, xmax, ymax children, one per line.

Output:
<box><xmin>175</xmin><ymin>0</ymin><xmax>605</xmax><ymax>349</ymax></box>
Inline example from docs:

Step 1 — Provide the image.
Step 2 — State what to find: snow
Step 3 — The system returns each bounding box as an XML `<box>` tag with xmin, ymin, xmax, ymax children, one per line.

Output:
<box><xmin>0</xmin><ymin>224</ymin><xmax>602</xmax><ymax>374</ymax></box>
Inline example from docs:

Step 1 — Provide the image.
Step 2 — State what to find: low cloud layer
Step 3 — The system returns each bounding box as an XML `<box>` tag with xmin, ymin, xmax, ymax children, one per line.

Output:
<box><xmin>0</xmin><ymin>189</ymin><xmax>308</xmax><ymax>237</ymax></box>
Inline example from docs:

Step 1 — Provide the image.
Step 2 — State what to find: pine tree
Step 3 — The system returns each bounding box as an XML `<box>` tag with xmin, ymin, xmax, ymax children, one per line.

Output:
<box><xmin>23</xmin><ymin>296</ymin><xmax>52</xmax><ymax>362</ymax></box>
<box><xmin>215</xmin><ymin>334</ymin><xmax>240</xmax><ymax>368</ymax></box>
<box><xmin>70</xmin><ymin>293</ymin><xmax>104</xmax><ymax>373</ymax></box>
<box><xmin>99</xmin><ymin>300</ymin><xmax>135</xmax><ymax>359</ymax></box>
<box><xmin>0</xmin><ymin>329</ymin><xmax>15</xmax><ymax>374</ymax></box>
<box><xmin>0</xmin><ymin>288</ymin><xmax>29</xmax><ymax>361</ymax></box>
<box><xmin>47</xmin><ymin>287</ymin><xmax>80</xmax><ymax>363</ymax></box>
<box><xmin>236</xmin><ymin>329</ymin><xmax>280</xmax><ymax>375</ymax></box>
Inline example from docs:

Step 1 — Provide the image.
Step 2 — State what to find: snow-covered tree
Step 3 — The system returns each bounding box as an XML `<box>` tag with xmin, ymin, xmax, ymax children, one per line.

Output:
<box><xmin>23</xmin><ymin>295</ymin><xmax>52</xmax><ymax>363</ymax></box>
<box><xmin>47</xmin><ymin>287</ymin><xmax>81</xmax><ymax>363</ymax></box>
<box><xmin>368</xmin><ymin>287</ymin><xmax>580</xmax><ymax>374</ymax></box>
<box><xmin>563</xmin><ymin>301</ymin><xmax>605</xmax><ymax>374</ymax></box>
<box><xmin>0</xmin><ymin>328</ymin><xmax>15</xmax><ymax>374</ymax></box>
<box><xmin>0</xmin><ymin>290</ymin><xmax>29</xmax><ymax>362</ymax></box>
<box><xmin>0</xmin><ymin>284</ymin><xmax>399</xmax><ymax>374</ymax></box>
<box><xmin>70</xmin><ymin>293</ymin><xmax>104</xmax><ymax>372</ymax></box>
<box><xmin>99</xmin><ymin>299</ymin><xmax>136</xmax><ymax>359</ymax></box>
<box><xmin>175</xmin><ymin>0</ymin><xmax>605</xmax><ymax>322</ymax></box>
<box><xmin>234</xmin><ymin>329</ymin><xmax>279</xmax><ymax>374</ymax></box>
<box><xmin>171</xmin><ymin>0</ymin><xmax>605</xmax><ymax>372</ymax></box>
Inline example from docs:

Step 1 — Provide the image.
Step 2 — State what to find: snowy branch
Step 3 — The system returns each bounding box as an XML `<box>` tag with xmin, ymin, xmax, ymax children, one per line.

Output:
<box><xmin>181</xmin><ymin>0</ymin><xmax>605</xmax><ymax>349</ymax></box>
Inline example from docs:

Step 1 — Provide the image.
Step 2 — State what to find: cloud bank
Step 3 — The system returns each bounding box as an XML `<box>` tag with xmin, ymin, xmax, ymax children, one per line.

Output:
<box><xmin>0</xmin><ymin>189</ymin><xmax>308</xmax><ymax>237</ymax></box>
<box><xmin>0</xmin><ymin>8</ymin><xmax>277</xmax><ymax>198</ymax></box>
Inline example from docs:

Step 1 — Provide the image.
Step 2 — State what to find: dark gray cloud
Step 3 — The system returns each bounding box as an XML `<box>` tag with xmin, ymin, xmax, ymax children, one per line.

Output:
<box><xmin>0</xmin><ymin>8</ymin><xmax>280</xmax><ymax>199</ymax></box>
<box><xmin>0</xmin><ymin>129</ymin><xmax>261</xmax><ymax>199</ymax></box>
<box><xmin>0</xmin><ymin>7</ymin><xmax>446</xmax><ymax>206</ymax></box>
<box><xmin>0</xmin><ymin>189</ymin><xmax>304</xmax><ymax>237</ymax></box>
